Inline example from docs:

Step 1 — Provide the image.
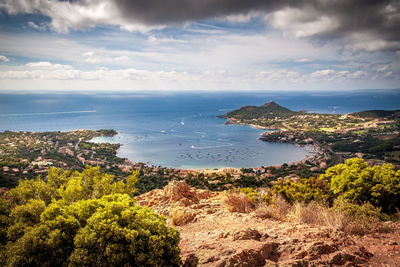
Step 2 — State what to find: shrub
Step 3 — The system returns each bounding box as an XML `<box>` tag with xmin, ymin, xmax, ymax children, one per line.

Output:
<box><xmin>287</xmin><ymin>202</ymin><xmax>351</xmax><ymax>231</ymax></box>
<box><xmin>288</xmin><ymin>202</ymin><xmax>323</xmax><ymax>225</ymax></box>
<box><xmin>286</xmin><ymin>198</ymin><xmax>393</xmax><ymax>235</ymax></box>
<box><xmin>240</xmin><ymin>187</ymin><xmax>259</xmax><ymax>204</ymax></box>
<box><xmin>255</xmin><ymin>195</ymin><xmax>291</xmax><ymax>221</ymax></box>
<box><xmin>170</xmin><ymin>207</ymin><xmax>196</xmax><ymax>226</ymax></box>
<box><xmin>272</xmin><ymin>177</ymin><xmax>332</xmax><ymax>204</ymax></box>
<box><xmin>333</xmin><ymin>197</ymin><xmax>390</xmax><ymax>221</ymax></box>
<box><xmin>332</xmin><ymin>198</ymin><xmax>393</xmax><ymax>235</ymax></box>
<box><xmin>223</xmin><ymin>191</ymin><xmax>254</xmax><ymax>213</ymax></box>
<box><xmin>321</xmin><ymin>158</ymin><xmax>400</xmax><ymax>212</ymax></box>
<box><xmin>0</xmin><ymin>167</ymin><xmax>181</xmax><ymax>266</ymax></box>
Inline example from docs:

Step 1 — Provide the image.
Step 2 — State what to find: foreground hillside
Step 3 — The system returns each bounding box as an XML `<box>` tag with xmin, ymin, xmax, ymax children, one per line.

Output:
<box><xmin>137</xmin><ymin>180</ymin><xmax>400</xmax><ymax>266</ymax></box>
<box><xmin>1</xmin><ymin>159</ymin><xmax>399</xmax><ymax>266</ymax></box>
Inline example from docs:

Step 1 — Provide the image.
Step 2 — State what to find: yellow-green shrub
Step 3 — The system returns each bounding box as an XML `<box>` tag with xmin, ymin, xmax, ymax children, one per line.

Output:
<box><xmin>272</xmin><ymin>177</ymin><xmax>332</xmax><ymax>204</ymax></box>
<box><xmin>321</xmin><ymin>158</ymin><xmax>400</xmax><ymax>213</ymax></box>
<box><xmin>0</xmin><ymin>167</ymin><xmax>181</xmax><ymax>266</ymax></box>
<box><xmin>240</xmin><ymin>187</ymin><xmax>259</xmax><ymax>204</ymax></box>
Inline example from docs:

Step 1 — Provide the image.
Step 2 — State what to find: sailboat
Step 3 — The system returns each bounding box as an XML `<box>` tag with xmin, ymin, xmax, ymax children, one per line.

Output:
<box><xmin>181</xmin><ymin>118</ymin><xmax>184</xmax><ymax>125</ymax></box>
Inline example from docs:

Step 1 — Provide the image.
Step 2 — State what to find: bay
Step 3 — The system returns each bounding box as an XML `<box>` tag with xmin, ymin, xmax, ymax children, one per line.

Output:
<box><xmin>0</xmin><ymin>90</ymin><xmax>399</xmax><ymax>169</ymax></box>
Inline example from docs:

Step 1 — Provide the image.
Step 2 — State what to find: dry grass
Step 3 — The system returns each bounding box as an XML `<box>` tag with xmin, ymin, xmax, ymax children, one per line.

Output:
<box><xmin>287</xmin><ymin>202</ymin><xmax>352</xmax><ymax>231</ymax></box>
<box><xmin>319</xmin><ymin>207</ymin><xmax>352</xmax><ymax>231</ymax></box>
<box><xmin>170</xmin><ymin>207</ymin><xmax>196</xmax><ymax>226</ymax></box>
<box><xmin>223</xmin><ymin>191</ymin><xmax>254</xmax><ymax>213</ymax></box>
<box><xmin>255</xmin><ymin>195</ymin><xmax>291</xmax><ymax>221</ymax></box>
<box><xmin>287</xmin><ymin>202</ymin><xmax>323</xmax><ymax>225</ymax></box>
<box><xmin>286</xmin><ymin>201</ymin><xmax>394</xmax><ymax>235</ymax></box>
<box><xmin>343</xmin><ymin>217</ymin><xmax>395</xmax><ymax>235</ymax></box>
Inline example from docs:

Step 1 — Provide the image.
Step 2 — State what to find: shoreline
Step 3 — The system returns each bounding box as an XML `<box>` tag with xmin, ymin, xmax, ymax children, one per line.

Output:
<box><xmin>90</xmin><ymin>125</ymin><xmax>316</xmax><ymax>172</ymax></box>
<box><xmin>223</xmin><ymin>118</ymin><xmax>329</xmax><ymax>168</ymax></box>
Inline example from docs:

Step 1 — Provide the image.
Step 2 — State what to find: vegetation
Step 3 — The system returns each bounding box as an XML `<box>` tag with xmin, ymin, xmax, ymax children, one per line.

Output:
<box><xmin>271</xmin><ymin>177</ymin><xmax>332</xmax><ymax>204</ymax></box>
<box><xmin>321</xmin><ymin>158</ymin><xmax>400</xmax><ymax>212</ymax></box>
<box><xmin>223</xmin><ymin>190</ymin><xmax>254</xmax><ymax>213</ymax></box>
<box><xmin>231</xmin><ymin>158</ymin><xmax>400</xmax><ymax>235</ymax></box>
<box><xmin>0</xmin><ymin>166</ymin><xmax>181</xmax><ymax>267</ymax></box>
<box><xmin>351</xmin><ymin>109</ymin><xmax>400</xmax><ymax>119</ymax></box>
<box><xmin>219</xmin><ymin>101</ymin><xmax>297</xmax><ymax>120</ymax></box>
<box><xmin>223</xmin><ymin>101</ymin><xmax>400</xmax><ymax>165</ymax></box>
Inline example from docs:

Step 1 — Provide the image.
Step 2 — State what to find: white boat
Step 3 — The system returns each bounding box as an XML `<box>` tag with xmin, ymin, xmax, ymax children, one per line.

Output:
<box><xmin>161</xmin><ymin>130</ymin><xmax>166</xmax><ymax>134</ymax></box>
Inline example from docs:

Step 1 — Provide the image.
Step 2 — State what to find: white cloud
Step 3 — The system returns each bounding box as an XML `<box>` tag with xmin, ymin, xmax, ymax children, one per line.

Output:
<box><xmin>345</xmin><ymin>38</ymin><xmax>400</xmax><ymax>52</ymax></box>
<box><xmin>147</xmin><ymin>35</ymin><xmax>187</xmax><ymax>45</ymax></box>
<box><xmin>294</xmin><ymin>58</ymin><xmax>313</xmax><ymax>63</ymax></box>
<box><xmin>27</xmin><ymin>21</ymin><xmax>47</xmax><ymax>30</ymax></box>
<box><xmin>0</xmin><ymin>0</ymin><xmax>161</xmax><ymax>33</ymax></box>
<box><xmin>0</xmin><ymin>55</ymin><xmax>10</xmax><ymax>62</ymax></box>
<box><xmin>82</xmin><ymin>51</ymin><xmax>95</xmax><ymax>57</ymax></box>
<box><xmin>0</xmin><ymin>61</ymin><xmax>396</xmax><ymax>91</ymax></box>
<box><xmin>269</xmin><ymin>7</ymin><xmax>339</xmax><ymax>38</ymax></box>
<box><xmin>26</xmin><ymin>61</ymin><xmax>73</xmax><ymax>70</ymax></box>
<box><xmin>0</xmin><ymin>31</ymin><xmax>343</xmax><ymax>72</ymax></box>
<box><xmin>309</xmin><ymin>69</ymin><xmax>368</xmax><ymax>82</ymax></box>
<box><xmin>384</xmin><ymin>71</ymin><xmax>393</xmax><ymax>78</ymax></box>
<box><xmin>376</xmin><ymin>64</ymin><xmax>390</xmax><ymax>72</ymax></box>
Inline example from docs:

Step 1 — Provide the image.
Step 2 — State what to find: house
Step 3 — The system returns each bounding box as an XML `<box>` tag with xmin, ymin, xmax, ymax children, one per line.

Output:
<box><xmin>253</xmin><ymin>167</ymin><xmax>266</xmax><ymax>174</ymax></box>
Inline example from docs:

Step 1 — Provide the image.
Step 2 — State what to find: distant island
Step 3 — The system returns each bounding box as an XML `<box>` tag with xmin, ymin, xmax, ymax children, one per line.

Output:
<box><xmin>220</xmin><ymin>101</ymin><xmax>400</xmax><ymax>168</ymax></box>
<box><xmin>218</xmin><ymin>100</ymin><xmax>297</xmax><ymax>121</ymax></box>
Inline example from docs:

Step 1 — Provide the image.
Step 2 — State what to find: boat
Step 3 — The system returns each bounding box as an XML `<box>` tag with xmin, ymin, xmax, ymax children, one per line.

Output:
<box><xmin>161</xmin><ymin>130</ymin><xmax>166</xmax><ymax>134</ymax></box>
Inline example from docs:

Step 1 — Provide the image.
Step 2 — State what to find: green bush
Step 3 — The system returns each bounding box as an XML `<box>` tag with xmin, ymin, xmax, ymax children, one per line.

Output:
<box><xmin>332</xmin><ymin>197</ymin><xmax>393</xmax><ymax>234</ymax></box>
<box><xmin>333</xmin><ymin>197</ymin><xmax>390</xmax><ymax>221</ymax></box>
<box><xmin>321</xmin><ymin>158</ymin><xmax>400</xmax><ymax>212</ymax></box>
<box><xmin>271</xmin><ymin>177</ymin><xmax>332</xmax><ymax>204</ymax></box>
<box><xmin>0</xmin><ymin>166</ymin><xmax>181</xmax><ymax>267</ymax></box>
<box><xmin>240</xmin><ymin>187</ymin><xmax>259</xmax><ymax>204</ymax></box>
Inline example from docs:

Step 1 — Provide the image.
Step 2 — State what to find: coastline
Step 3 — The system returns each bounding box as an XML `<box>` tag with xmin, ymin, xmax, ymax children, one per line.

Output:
<box><xmin>91</xmin><ymin>127</ymin><xmax>313</xmax><ymax>171</ymax></box>
<box><xmin>223</xmin><ymin>117</ymin><xmax>329</xmax><ymax>168</ymax></box>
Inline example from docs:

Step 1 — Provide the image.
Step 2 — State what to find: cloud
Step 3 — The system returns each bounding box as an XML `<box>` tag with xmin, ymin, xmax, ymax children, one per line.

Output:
<box><xmin>27</xmin><ymin>21</ymin><xmax>47</xmax><ymax>30</ymax></box>
<box><xmin>0</xmin><ymin>61</ymin><xmax>394</xmax><ymax>84</ymax></box>
<box><xmin>269</xmin><ymin>7</ymin><xmax>339</xmax><ymax>38</ymax></box>
<box><xmin>1</xmin><ymin>0</ymin><xmax>399</xmax><ymax>53</ymax></box>
<box><xmin>1</xmin><ymin>60</ymin><xmax>398</xmax><ymax>91</ymax></box>
<box><xmin>0</xmin><ymin>55</ymin><xmax>9</xmax><ymax>62</ymax></box>
<box><xmin>294</xmin><ymin>58</ymin><xmax>313</xmax><ymax>63</ymax></box>
<box><xmin>309</xmin><ymin>69</ymin><xmax>368</xmax><ymax>82</ymax></box>
<box><xmin>26</xmin><ymin>61</ymin><xmax>73</xmax><ymax>70</ymax></box>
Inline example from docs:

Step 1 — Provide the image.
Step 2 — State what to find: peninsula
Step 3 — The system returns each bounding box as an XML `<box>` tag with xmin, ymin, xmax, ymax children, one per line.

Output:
<box><xmin>220</xmin><ymin>101</ymin><xmax>400</xmax><ymax>167</ymax></box>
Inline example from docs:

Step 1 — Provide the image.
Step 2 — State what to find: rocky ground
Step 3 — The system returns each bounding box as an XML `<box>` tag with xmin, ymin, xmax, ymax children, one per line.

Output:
<box><xmin>136</xmin><ymin>181</ymin><xmax>400</xmax><ymax>266</ymax></box>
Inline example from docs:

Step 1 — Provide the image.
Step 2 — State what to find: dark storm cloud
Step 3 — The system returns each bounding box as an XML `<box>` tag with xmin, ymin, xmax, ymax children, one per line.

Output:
<box><xmin>114</xmin><ymin>0</ymin><xmax>399</xmax><ymax>40</ymax></box>
<box><xmin>113</xmin><ymin>0</ymin><xmax>283</xmax><ymax>24</ymax></box>
<box><xmin>1</xmin><ymin>0</ymin><xmax>399</xmax><ymax>50</ymax></box>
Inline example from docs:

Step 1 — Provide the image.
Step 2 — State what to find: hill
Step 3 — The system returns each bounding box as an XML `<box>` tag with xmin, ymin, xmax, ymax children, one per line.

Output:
<box><xmin>350</xmin><ymin>109</ymin><xmax>400</xmax><ymax>119</ymax></box>
<box><xmin>219</xmin><ymin>101</ymin><xmax>297</xmax><ymax>120</ymax></box>
<box><xmin>137</xmin><ymin>180</ymin><xmax>400</xmax><ymax>266</ymax></box>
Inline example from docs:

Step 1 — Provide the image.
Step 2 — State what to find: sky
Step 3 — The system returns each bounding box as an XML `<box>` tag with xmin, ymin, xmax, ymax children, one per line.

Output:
<box><xmin>0</xmin><ymin>0</ymin><xmax>399</xmax><ymax>92</ymax></box>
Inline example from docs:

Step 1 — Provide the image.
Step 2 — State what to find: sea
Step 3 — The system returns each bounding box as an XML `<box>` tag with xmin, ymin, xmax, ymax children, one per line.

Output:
<box><xmin>1</xmin><ymin>89</ymin><xmax>399</xmax><ymax>169</ymax></box>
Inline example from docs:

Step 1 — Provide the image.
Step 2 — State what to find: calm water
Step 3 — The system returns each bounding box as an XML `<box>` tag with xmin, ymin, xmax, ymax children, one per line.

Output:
<box><xmin>1</xmin><ymin>90</ymin><xmax>399</xmax><ymax>169</ymax></box>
